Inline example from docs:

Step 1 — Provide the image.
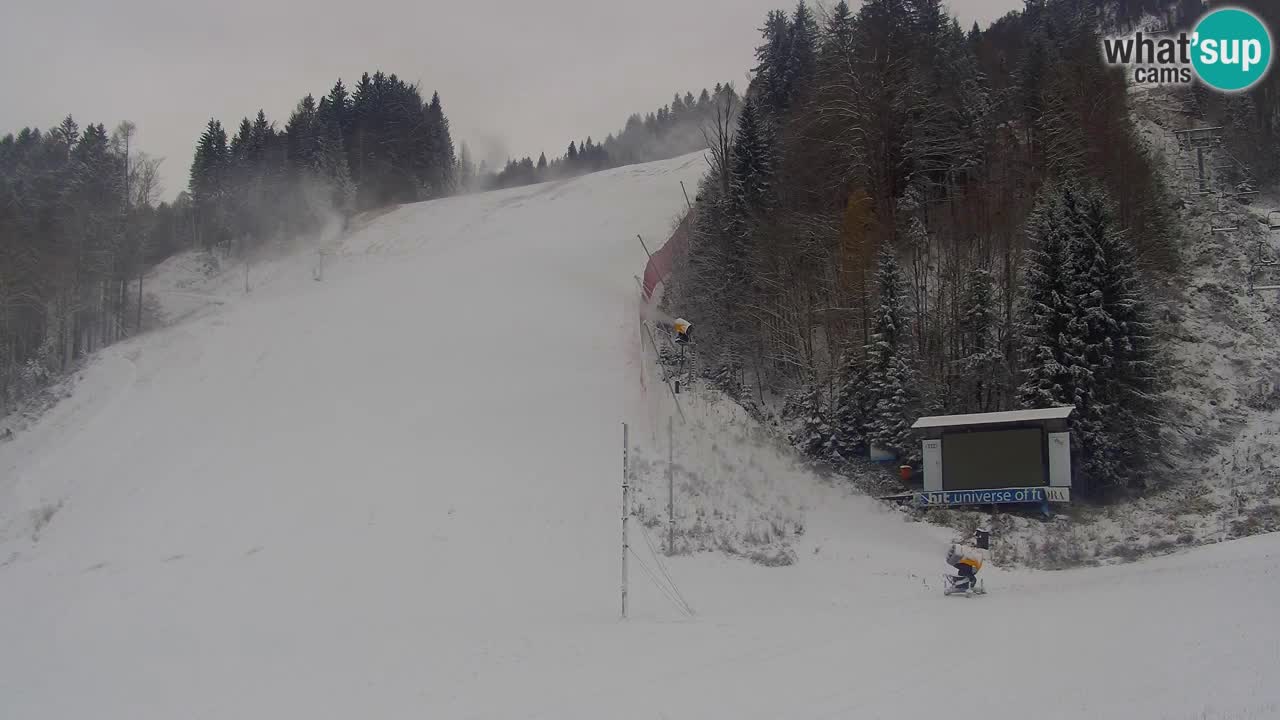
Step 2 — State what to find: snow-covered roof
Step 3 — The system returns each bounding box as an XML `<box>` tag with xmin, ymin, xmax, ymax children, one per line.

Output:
<box><xmin>911</xmin><ymin>406</ymin><xmax>1074</xmax><ymax>430</ymax></box>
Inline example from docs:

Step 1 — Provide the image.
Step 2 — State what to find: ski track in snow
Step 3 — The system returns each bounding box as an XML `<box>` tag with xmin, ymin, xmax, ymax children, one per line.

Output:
<box><xmin>0</xmin><ymin>153</ymin><xmax>1276</xmax><ymax>719</ymax></box>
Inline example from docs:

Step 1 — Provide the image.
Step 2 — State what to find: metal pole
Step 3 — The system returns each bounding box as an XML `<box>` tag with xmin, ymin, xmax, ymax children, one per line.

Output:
<box><xmin>636</xmin><ymin>234</ymin><xmax>653</xmax><ymax>259</ymax></box>
<box><xmin>680</xmin><ymin>181</ymin><xmax>693</xmax><ymax>210</ymax></box>
<box><xmin>668</xmin><ymin>415</ymin><xmax>675</xmax><ymax>556</ymax></box>
<box><xmin>622</xmin><ymin>422</ymin><xmax>630</xmax><ymax>619</ymax></box>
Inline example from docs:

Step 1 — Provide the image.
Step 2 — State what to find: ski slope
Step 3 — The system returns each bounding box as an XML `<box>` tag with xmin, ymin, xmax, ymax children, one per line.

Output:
<box><xmin>0</xmin><ymin>153</ymin><xmax>1277</xmax><ymax>720</ymax></box>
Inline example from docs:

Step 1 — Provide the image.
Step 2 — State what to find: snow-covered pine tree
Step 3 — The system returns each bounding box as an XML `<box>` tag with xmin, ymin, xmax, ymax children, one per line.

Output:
<box><xmin>312</xmin><ymin>103</ymin><xmax>355</xmax><ymax>216</ymax></box>
<box><xmin>865</xmin><ymin>245</ymin><xmax>919</xmax><ymax>462</ymax></box>
<box><xmin>784</xmin><ymin>384</ymin><xmax>831</xmax><ymax>457</ymax></box>
<box><xmin>754</xmin><ymin>10</ymin><xmax>793</xmax><ymax>117</ymax></box>
<box><xmin>819</xmin><ymin>1</ymin><xmax>856</xmax><ymax>66</ymax></box>
<box><xmin>957</xmin><ymin>267</ymin><xmax>1003</xmax><ymax>413</ymax></box>
<box><xmin>189</xmin><ymin>119</ymin><xmax>230</xmax><ymax>249</ymax></box>
<box><xmin>1021</xmin><ymin>181</ymin><xmax>1161</xmax><ymax>489</ymax></box>
<box><xmin>827</xmin><ymin>350</ymin><xmax>871</xmax><ymax>461</ymax></box>
<box><xmin>787</xmin><ymin>1</ymin><xmax>819</xmax><ymax>102</ymax></box>
<box><xmin>1069</xmin><ymin>184</ymin><xmax>1160</xmax><ymax>487</ymax></box>
<box><xmin>425</xmin><ymin>92</ymin><xmax>456</xmax><ymax>196</ymax></box>
<box><xmin>1019</xmin><ymin>183</ymin><xmax>1078</xmax><ymax>412</ymax></box>
<box><xmin>729</xmin><ymin>98</ymin><xmax>774</xmax><ymax>216</ymax></box>
<box><xmin>285</xmin><ymin>95</ymin><xmax>319</xmax><ymax>176</ymax></box>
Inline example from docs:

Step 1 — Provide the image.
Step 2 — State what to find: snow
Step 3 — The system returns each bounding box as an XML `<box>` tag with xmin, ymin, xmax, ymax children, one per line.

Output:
<box><xmin>1</xmin><ymin>152</ymin><xmax>1279</xmax><ymax>719</ymax></box>
<box><xmin>911</xmin><ymin>406</ymin><xmax>1074</xmax><ymax>429</ymax></box>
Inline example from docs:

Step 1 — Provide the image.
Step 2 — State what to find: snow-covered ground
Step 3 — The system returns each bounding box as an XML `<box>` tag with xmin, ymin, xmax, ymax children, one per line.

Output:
<box><xmin>1</xmin><ymin>153</ymin><xmax>1278</xmax><ymax>719</ymax></box>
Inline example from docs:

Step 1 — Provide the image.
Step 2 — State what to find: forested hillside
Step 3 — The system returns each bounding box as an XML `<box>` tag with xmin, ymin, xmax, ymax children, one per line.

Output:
<box><xmin>0</xmin><ymin>70</ymin><xmax>456</xmax><ymax>410</ymax></box>
<box><xmin>668</xmin><ymin>0</ymin><xmax>1280</xmax><ymax>493</ymax></box>
<box><xmin>482</xmin><ymin>83</ymin><xmax>738</xmax><ymax>190</ymax></box>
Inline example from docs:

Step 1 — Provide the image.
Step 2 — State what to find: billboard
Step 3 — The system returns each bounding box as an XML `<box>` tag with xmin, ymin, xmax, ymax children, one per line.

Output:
<box><xmin>942</xmin><ymin>428</ymin><xmax>1045</xmax><ymax>490</ymax></box>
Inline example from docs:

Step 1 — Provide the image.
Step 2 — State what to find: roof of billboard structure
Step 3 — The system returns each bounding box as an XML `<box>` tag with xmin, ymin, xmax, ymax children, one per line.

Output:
<box><xmin>911</xmin><ymin>406</ymin><xmax>1074</xmax><ymax>430</ymax></box>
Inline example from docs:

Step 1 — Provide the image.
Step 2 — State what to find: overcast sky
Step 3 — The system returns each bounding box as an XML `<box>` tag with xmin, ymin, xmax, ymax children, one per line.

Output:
<box><xmin>1</xmin><ymin>0</ymin><xmax>1022</xmax><ymax>200</ymax></box>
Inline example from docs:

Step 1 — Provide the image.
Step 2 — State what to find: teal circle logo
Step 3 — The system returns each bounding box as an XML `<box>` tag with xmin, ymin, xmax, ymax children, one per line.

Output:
<box><xmin>1192</xmin><ymin>8</ymin><xmax>1273</xmax><ymax>92</ymax></box>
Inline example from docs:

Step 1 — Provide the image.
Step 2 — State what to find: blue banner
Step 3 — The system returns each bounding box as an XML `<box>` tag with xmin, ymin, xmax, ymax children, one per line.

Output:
<box><xmin>916</xmin><ymin>487</ymin><xmax>1069</xmax><ymax>506</ymax></box>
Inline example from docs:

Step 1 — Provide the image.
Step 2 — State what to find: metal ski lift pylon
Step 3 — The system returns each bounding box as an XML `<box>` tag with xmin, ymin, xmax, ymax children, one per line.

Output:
<box><xmin>1174</xmin><ymin>126</ymin><xmax>1225</xmax><ymax>150</ymax></box>
<box><xmin>1246</xmin><ymin>236</ymin><xmax>1280</xmax><ymax>296</ymax></box>
<box><xmin>1210</xmin><ymin>211</ymin><xmax>1240</xmax><ymax>233</ymax></box>
<box><xmin>1254</xmin><ymin>239</ymin><xmax>1279</xmax><ymax>268</ymax></box>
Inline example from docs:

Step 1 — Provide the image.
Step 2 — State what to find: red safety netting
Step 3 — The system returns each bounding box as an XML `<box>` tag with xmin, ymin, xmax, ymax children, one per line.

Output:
<box><xmin>640</xmin><ymin>212</ymin><xmax>691</xmax><ymax>302</ymax></box>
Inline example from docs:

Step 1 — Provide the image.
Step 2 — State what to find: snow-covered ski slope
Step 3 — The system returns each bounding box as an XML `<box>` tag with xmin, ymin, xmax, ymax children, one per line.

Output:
<box><xmin>1</xmin><ymin>153</ymin><xmax>1278</xmax><ymax>720</ymax></box>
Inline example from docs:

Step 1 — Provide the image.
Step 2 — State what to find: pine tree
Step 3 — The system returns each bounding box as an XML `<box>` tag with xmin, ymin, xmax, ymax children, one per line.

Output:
<box><xmin>313</xmin><ymin>100</ymin><xmax>355</xmax><ymax>215</ymax></box>
<box><xmin>828</xmin><ymin>350</ymin><xmax>872</xmax><ymax>460</ymax></box>
<box><xmin>788</xmin><ymin>1</ymin><xmax>819</xmax><ymax>100</ymax></box>
<box><xmin>1068</xmin><ymin>184</ymin><xmax>1160</xmax><ymax>487</ymax></box>
<box><xmin>537</xmin><ymin>152</ymin><xmax>548</xmax><ymax>171</ymax></box>
<box><xmin>754</xmin><ymin>10</ymin><xmax>793</xmax><ymax>116</ymax></box>
<box><xmin>54</xmin><ymin>116</ymin><xmax>81</xmax><ymax>158</ymax></box>
<box><xmin>231</xmin><ymin>118</ymin><xmax>253</xmax><ymax>163</ymax></box>
<box><xmin>785</xmin><ymin>384</ymin><xmax>831</xmax><ymax>456</ymax></box>
<box><xmin>730</xmin><ymin>98</ymin><xmax>773</xmax><ymax>214</ymax></box>
<box><xmin>327</xmin><ymin>79</ymin><xmax>351</xmax><ymax>150</ymax></box>
<box><xmin>956</xmin><ymin>268</ymin><xmax>1003</xmax><ymax>413</ymax></box>
<box><xmin>864</xmin><ymin>245</ymin><xmax>918</xmax><ymax>462</ymax></box>
<box><xmin>821</xmin><ymin>0</ymin><xmax>856</xmax><ymax>63</ymax></box>
<box><xmin>189</xmin><ymin>119</ymin><xmax>229</xmax><ymax>249</ymax></box>
<box><xmin>425</xmin><ymin>91</ymin><xmax>456</xmax><ymax>196</ymax></box>
<box><xmin>1019</xmin><ymin>182</ymin><xmax>1160</xmax><ymax>488</ymax></box>
<box><xmin>285</xmin><ymin>94</ymin><xmax>318</xmax><ymax>174</ymax></box>
<box><xmin>1019</xmin><ymin>183</ymin><xmax>1078</xmax><ymax>411</ymax></box>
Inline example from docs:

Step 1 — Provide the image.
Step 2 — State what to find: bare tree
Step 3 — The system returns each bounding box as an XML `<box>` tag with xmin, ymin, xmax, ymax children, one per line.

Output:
<box><xmin>701</xmin><ymin>89</ymin><xmax>736</xmax><ymax>199</ymax></box>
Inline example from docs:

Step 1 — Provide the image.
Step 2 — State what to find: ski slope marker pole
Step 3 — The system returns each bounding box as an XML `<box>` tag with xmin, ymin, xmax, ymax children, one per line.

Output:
<box><xmin>622</xmin><ymin>423</ymin><xmax>630</xmax><ymax>619</ymax></box>
<box><xmin>668</xmin><ymin>415</ymin><xmax>675</xmax><ymax>556</ymax></box>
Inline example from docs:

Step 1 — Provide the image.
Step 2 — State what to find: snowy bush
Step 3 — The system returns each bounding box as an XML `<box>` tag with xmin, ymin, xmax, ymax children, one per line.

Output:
<box><xmin>630</xmin><ymin>391</ymin><xmax>804</xmax><ymax>566</ymax></box>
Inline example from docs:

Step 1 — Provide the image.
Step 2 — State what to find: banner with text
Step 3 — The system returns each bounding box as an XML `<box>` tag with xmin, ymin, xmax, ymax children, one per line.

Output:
<box><xmin>916</xmin><ymin>487</ymin><xmax>1070</xmax><ymax>507</ymax></box>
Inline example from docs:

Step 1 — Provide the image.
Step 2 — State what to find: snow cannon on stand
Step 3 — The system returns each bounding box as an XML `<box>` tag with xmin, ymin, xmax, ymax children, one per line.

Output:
<box><xmin>673</xmin><ymin>318</ymin><xmax>692</xmax><ymax>345</ymax></box>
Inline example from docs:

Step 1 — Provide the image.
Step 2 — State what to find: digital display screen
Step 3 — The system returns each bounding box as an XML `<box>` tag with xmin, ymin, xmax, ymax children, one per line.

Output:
<box><xmin>942</xmin><ymin>428</ymin><xmax>1045</xmax><ymax>490</ymax></box>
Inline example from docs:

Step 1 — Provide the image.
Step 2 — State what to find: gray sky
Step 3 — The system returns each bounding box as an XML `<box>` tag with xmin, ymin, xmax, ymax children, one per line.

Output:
<box><xmin>1</xmin><ymin>0</ymin><xmax>1022</xmax><ymax>200</ymax></box>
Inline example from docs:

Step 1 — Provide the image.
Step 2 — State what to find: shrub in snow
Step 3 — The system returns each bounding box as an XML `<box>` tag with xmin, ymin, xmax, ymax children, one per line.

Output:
<box><xmin>782</xmin><ymin>385</ymin><xmax>831</xmax><ymax>457</ymax></box>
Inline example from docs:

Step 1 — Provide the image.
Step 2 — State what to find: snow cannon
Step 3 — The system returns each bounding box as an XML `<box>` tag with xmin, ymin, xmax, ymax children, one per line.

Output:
<box><xmin>673</xmin><ymin>318</ymin><xmax>692</xmax><ymax>344</ymax></box>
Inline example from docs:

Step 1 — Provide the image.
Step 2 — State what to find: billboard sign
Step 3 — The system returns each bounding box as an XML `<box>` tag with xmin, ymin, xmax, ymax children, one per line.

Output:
<box><xmin>916</xmin><ymin>486</ymin><xmax>1070</xmax><ymax>507</ymax></box>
